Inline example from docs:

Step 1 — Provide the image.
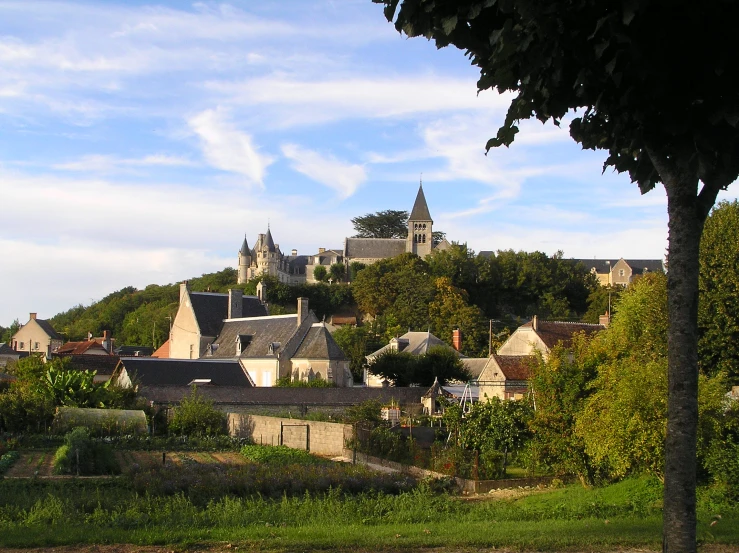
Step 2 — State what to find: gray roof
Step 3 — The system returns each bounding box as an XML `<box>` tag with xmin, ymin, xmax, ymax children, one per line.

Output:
<box><xmin>240</xmin><ymin>236</ymin><xmax>250</xmax><ymax>255</ymax></box>
<box><xmin>140</xmin><ymin>385</ymin><xmax>426</xmax><ymax>406</ymax></box>
<box><xmin>189</xmin><ymin>292</ymin><xmax>267</xmax><ymax>338</ymax></box>
<box><xmin>293</xmin><ymin>323</ymin><xmax>347</xmax><ymax>360</ymax></box>
<box><xmin>0</xmin><ymin>343</ymin><xmax>13</xmax><ymax>354</ymax></box>
<box><xmin>211</xmin><ymin>313</ymin><xmax>318</xmax><ymax>359</ymax></box>
<box><xmin>409</xmin><ymin>184</ymin><xmax>432</xmax><ymax>222</ymax></box>
<box><xmin>461</xmin><ymin>358</ymin><xmax>488</xmax><ymax>380</ymax></box>
<box><xmin>35</xmin><ymin>319</ymin><xmax>63</xmax><ymax>340</ymax></box>
<box><xmin>368</xmin><ymin>331</ymin><xmax>461</xmax><ymax>360</ymax></box>
<box><xmin>265</xmin><ymin>228</ymin><xmax>276</xmax><ymax>252</ymax></box>
<box><xmin>344</xmin><ymin>238</ymin><xmax>406</xmax><ymax>259</ymax></box>
<box><xmin>190</xmin><ymin>292</ymin><xmax>228</xmax><ymax>337</ymax></box>
<box><xmin>118</xmin><ymin>357</ymin><xmax>252</xmax><ymax>387</ymax></box>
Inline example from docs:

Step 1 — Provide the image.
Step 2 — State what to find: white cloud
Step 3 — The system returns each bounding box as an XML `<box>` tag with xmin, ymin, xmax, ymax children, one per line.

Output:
<box><xmin>53</xmin><ymin>154</ymin><xmax>196</xmax><ymax>172</ymax></box>
<box><xmin>188</xmin><ymin>108</ymin><xmax>273</xmax><ymax>187</ymax></box>
<box><xmin>206</xmin><ymin>76</ymin><xmax>511</xmax><ymax>127</ymax></box>
<box><xmin>281</xmin><ymin>143</ymin><xmax>366</xmax><ymax>199</ymax></box>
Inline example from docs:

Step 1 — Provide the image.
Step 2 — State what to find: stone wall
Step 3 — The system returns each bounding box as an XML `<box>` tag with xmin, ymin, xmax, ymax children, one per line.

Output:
<box><xmin>229</xmin><ymin>414</ymin><xmax>353</xmax><ymax>457</ymax></box>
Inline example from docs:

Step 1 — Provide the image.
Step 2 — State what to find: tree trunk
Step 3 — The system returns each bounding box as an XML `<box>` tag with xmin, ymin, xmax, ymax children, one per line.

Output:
<box><xmin>662</xmin><ymin>178</ymin><xmax>704</xmax><ymax>553</ymax></box>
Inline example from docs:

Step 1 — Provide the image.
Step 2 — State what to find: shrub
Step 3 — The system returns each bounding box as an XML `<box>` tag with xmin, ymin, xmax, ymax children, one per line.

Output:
<box><xmin>168</xmin><ymin>387</ymin><xmax>225</xmax><ymax>436</ymax></box>
<box><xmin>240</xmin><ymin>444</ymin><xmax>324</xmax><ymax>466</ymax></box>
<box><xmin>52</xmin><ymin>427</ymin><xmax>120</xmax><ymax>475</ymax></box>
<box><xmin>0</xmin><ymin>450</ymin><xmax>19</xmax><ymax>475</ymax></box>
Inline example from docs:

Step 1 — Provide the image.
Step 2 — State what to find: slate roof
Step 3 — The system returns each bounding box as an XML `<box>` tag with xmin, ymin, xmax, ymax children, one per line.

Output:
<box><xmin>293</xmin><ymin>323</ymin><xmax>347</xmax><ymax>360</ymax></box>
<box><xmin>409</xmin><ymin>185</ymin><xmax>433</xmax><ymax>222</ymax></box>
<box><xmin>422</xmin><ymin>377</ymin><xmax>456</xmax><ymax>399</ymax></box>
<box><xmin>211</xmin><ymin>313</ymin><xmax>318</xmax><ymax>358</ymax></box>
<box><xmin>189</xmin><ymin>292</ymin><xmax>229</xmax><ymax>337</ymax></box>
<box><xmin>368</xmin><ymin>331</ymin><xmax>461</xmax><ymax>359</ymax></box>
<box><xmin>265</xmin><ymin>228</ymin><xmax>276</xmax><ymax>252</ymax></box>
<box><xmin>492</xmin><ymin>355</ymin><xmax>532</xmax><ymax>381</ymax></box>
<box><xmin>523</xmin><ymin>319</ymin><xmax>604</xmax><ymax>349</ymax></box>
<box><xmin>344</xmin><ymin>238</ymin><xmax>407</xmax><ymax>260</ymax></box>
<box><xmin>63</xmin><ymin>354</ymin><xmax>120</xmax><ymax>376</ymax></box>
<box><xmin>461</xmin><ymin>358</ymin><xmax>488</xmax><ymax>380</ymax></box>
<box><xmin>139</xmin><ymin>385</ymin><xmax>426</xmax><ymax>406</ymax></box>
<box><xmin>35</xmin><ymin>319</ymin><xmax>63</xmax><ymax>340</ymax></box>
<box><xmin>114</xmin><ymin>345</ymin><xmax>154</xmax><ymax>356</ymax></box>
<box><xmin>240</xmin><ymin>236</ymin><xmax>250</xmax><ymax>255</ymax></box>
<box><xmin>118</xmin><ymin>358</ymin><xmax>252</xmax><ymax>387</ymax></box>
<box><xmin>0</xmin><ymin>343</ymin><xmax>14</xmax><ymax>354</ymax></box>
<box><xmin>56</xmin><ymin>340</ymin><xmax>111</xmax><ymax>355</ymax></box>
<box><xmin>0</xmin><ymin>372</ymin><xmax>16</xmax><ymax>383</ymax></box>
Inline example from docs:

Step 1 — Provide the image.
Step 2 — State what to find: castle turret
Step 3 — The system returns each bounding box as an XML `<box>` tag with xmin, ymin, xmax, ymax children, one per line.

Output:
<box><xmin>237</xmin><ymin>235</ymin><xmax>251</xmax><ymax>284</ymax></box>
<box><xmin>407</xmin><ymin>183</ymin><xmax>433</xmax><ymax>257</ymax></box>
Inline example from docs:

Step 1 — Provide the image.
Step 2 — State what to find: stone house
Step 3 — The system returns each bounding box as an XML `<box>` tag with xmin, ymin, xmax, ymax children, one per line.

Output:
<box><xmin>573</xmin><ymin>258</ymin><xmax>665</xmax><ymax>286</ymax></box>
<box><xmin>496</xmin><ymin>316</ymin><xmax>604</xmax><ymax>359</ymax></box>
<box><xmin>11</xmin><ymin>313</ymin><xmax>63</xmax><ymax>359</ymax></box>
<box><xmin>477</xmin><ymin>355</ymin><xmax>533</xmax><ymax>401</ymax></box>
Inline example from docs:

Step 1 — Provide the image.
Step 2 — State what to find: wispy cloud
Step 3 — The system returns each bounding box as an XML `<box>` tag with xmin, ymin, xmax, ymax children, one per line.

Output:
<box><xmin>188</xmin><ymin>108</ymin><xmax>274</xmax><ymax>187</ymax></box>
<box><xmin>281</xmin><ymin>143</ymin><xmax>366</xmax><ymax>199</ymax></box>
<box><xmin>53</xmin><ymin>154</ymin><xmax>196</xmax><ymax>172</ymax></box>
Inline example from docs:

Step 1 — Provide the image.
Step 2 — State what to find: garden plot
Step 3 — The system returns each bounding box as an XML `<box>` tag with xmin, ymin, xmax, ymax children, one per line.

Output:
<box><xmin>5</xmin><ymin>450</ymin><xmax>250</xmax><ymax>477</ymax></box>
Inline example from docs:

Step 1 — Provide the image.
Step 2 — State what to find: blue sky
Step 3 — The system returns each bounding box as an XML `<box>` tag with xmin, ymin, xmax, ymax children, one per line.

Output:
<box><xmin>1</xmin><ymin>0</ymin><xmax>734</xmax><ymax>326</ymax></box>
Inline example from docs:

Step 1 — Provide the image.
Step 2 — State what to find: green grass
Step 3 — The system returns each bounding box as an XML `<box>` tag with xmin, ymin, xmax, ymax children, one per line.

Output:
<box><xmin>0</xmin><ymin>472</ymin><xmax>736</xmax><ymax>550</ymax></box>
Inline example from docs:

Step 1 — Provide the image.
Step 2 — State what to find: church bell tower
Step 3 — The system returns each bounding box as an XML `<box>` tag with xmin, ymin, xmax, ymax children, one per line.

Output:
<box><xmin>407</xmin><ymin>183</ymin><xmax>433</xmax><ymax>257</ymax></box>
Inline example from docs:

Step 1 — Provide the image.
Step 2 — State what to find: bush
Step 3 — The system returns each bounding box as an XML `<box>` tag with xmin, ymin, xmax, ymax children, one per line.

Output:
<box><xmin>240</xmin><ymin>445</ymin><xmax>324</xmax><ymax>466</ymax></box>
<box><xmin>52</xmin><ymin>427</ymin><xmax>120</xmax><ymax>475</ymax></box>
<box><xmin>0</xmin><ymin>450</ymin><xmax>19</xmax><ymax>475</ymax></box>
<box><xmin>168</xmin><ymin>388</ymin><xmax>226</xmax><ymax>436</ymax></box>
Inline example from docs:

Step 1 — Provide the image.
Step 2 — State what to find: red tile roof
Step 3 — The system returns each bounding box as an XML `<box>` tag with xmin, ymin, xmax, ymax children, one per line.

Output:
<box><xmin>56</xmin><ymin>340</ymin><xmax>111</xmax><ymax>355</ymax></box>
<box><xmin>152</xmin><ymin>339</ymin><xmax>170</xmax><ymax>359</ymax></box>
<box><xmin>522</xmin><ymin>320</ymin><xmax>603</xmax><ymax>349</ymax></box>
<box><xmin>493</xmin><ymin>355</ymin><xmax>533</xmax><ymax>381</ymax></box>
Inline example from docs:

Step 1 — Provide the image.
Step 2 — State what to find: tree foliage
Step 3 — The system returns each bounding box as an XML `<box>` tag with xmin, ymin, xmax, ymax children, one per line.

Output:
<box><xmin>367</xmin><ymin>345</ymin><xmax>469</xmax><ymax>387</ymax></box>
<box><xmin>699</xmin><ymin>200</ymin><xmax>739</xmax><ymax>384</ymax></box>
<box><xmin>351</xmin><ymin>209</ymin><xmax>409</xmax><ymax>239</ymax></box>
<box><xmin>376</xmin><ymin>2</ymin><xmax>739</xmax><ymax>548</ymax></box>
<box><xmin>168</xmin><ymin>387</ymin><xmax>226</xmax><ymax>436</ymax></box>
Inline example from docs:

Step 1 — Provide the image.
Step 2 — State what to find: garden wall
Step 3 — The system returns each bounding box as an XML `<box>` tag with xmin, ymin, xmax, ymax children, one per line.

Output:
<box><xmin>228</xmin><ymin>414</ymin><xmax>353</xmax><ymax>457</ymax></box>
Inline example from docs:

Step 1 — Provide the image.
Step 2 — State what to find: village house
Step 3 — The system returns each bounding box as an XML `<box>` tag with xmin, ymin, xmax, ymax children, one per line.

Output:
<box><xmin>168</xmin><ymin>283</ymin><xmax>352</xmax><ymax>387</ymax></box>
<box><xmin>573</xmin><ymin>258</ymin><xmax>665</xmax><ymax>286</ymax></box>
<box><xmin>10</xmin><ymin>313</ymin><xmax>63</xmax><ymax>359</ymax></box>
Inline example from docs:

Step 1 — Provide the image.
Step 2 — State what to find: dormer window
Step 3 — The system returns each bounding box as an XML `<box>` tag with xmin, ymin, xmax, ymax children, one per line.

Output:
<box><xmin>236</xmin><ymin>335</ymin><xmax>252</xmax><ymax>355</ymax></box>
<box><xmin>268</xmin><ymin>342</ymin><xmax>281</xmax><ymax>355</ymax></box>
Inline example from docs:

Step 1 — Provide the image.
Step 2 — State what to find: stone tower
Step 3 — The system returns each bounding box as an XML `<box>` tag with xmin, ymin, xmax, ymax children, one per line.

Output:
<box><xmin>237</xmin><ymin>235</ymin><xmax>251</xmax><ymax>285</ymax></box>
<box><xmin>407</xmin><ymin>184</ymin><xmax>433</xmax><ymax>257</ymax></box>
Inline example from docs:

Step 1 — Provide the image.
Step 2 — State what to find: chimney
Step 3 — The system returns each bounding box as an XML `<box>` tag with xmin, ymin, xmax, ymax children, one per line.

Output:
<box><xmin>228</xmin><ymin>289</ymin><xmax>243</xmax><ymax>319</ymax></box>
<box><xmin>599</xmin><ymin>311</ymin><xmax>611</xmax><ymax>328</ymax></box>
<box><xmin>297</xmin><ymin>297</ymin><xmax>309</xmax><ymax>327</ymax></box>
<box><xmin>180</xmin><ymin>281</ymin><xmax>190</xmax><ymax>301</ymax></box>
<box><xmin>532</xmin><ymin>315</ymin><xmax>538</xmax><ymax>331</ymax></box>
<box><xmin>256</xmin><ymin>281</ymin><xmax>266</xmax><ymax>303</ymax></box>
<box><xmin>452</xmin><ymin>328</ymin><xmax>462</xmax><ymax>351</ymax></box>
<box><xmin>30</xmin><ymin>312</ymin><xmax>37</xmax><ymax>320</ymax></box>
<box><xmin>318</xmin><ymin>248</ymin><xmax>325</xmax><ymax>253</ymax></box>
<box><xmin>291</xmin><ymin>249</ymin><xmax>298</xmax><ymax>256</ymax></box>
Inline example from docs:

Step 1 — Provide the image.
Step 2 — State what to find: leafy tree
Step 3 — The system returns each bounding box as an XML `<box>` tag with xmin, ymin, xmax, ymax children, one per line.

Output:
<box><xmin>169</xmin><ymin>387</ymin><xmax>226</xmax><ymax>436</ymax></box>
<box><xmin>367</xmin><ymin>345</ymin><xmax>468</xmax><ymax>387</ymax></box>
<box><xmin>376</xmin><ymin>3</ymin><xmax>739</xmax><ymax>547</ymax></box>
<box><xmin>428</xmin><ymin>277</ymin><xmax>488</xmax><ymax>356</ymax></box>
<box><xmin>313</xmin><ymin>265</ymin><xmax>327</xmax><ymax>282</ymax></box>
<box><xmin>351</xmin><ymin>209</ymin><xmax>409</xmax><ymax>238</ymax></box>
<box><xmin>699</xmin><ymin>200</ymin><xmax>739</xmax><ymax>384</ymax></box>
<box><xmin>582</xmin><ymin>285</ymin><xmax>621</xmax><ymax>324</ymax></box>
<box><xmin>527</xmin><ymin>339</ymin><xmax>599</xmax><ymax>484</ymax></box>
<box><xmin>1</xmin><ymin>319</ymin><xmax>20</xmax><ymax>344</ymax></box>
<box><xmin>348</xmin><ymin>261</ymin><xmax>367</xmax><ymax>281</ymax></box>
<box><xmin>332</xmin><ymin>325</ymin><xmax>384</xmax><ymax>381</ymax></box>
<box><xmin>328</xmin><ymin>262</ymin><xmax>346</xmax><ymax>283</ymax></box>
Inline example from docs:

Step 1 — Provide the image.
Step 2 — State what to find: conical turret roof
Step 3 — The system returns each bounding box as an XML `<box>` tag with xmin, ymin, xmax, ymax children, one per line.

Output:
<box><xmin>239</xmin><ymin>235</ymin><xmax>250</xmax><ymax>255</ymax></box>
<box><xmin>265</xmin><ymin>227</ymin><xmax>276</xmax><ymax>252</ymax></box>
<box><xmin>409</xmin><ymin>184</ymin><xmax>432</xmax><ymax>222</ymax></box>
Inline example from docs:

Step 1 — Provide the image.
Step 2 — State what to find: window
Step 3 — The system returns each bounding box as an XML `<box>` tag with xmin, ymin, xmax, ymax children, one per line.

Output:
<box><xmin>34</xmin><ymin>342</ymin><xmax>39</xmax><ymax>350</ymax></box>
<box><xmin>19</xmin><ymin>342</ymin><xmax>24</xmax><ymax>349</ymax></box>
<box><xmin>619</xmin><ymin>269</ymin><xmax>625</xmax><ymax>277</ymax></box>
<box><xmin>327</xmin><ymin>367</ymin><xmax>334</xmax><ymax>380</ymax></box>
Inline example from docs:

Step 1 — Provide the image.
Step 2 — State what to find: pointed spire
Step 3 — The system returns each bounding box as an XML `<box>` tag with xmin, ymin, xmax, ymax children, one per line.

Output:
<box><xmin>265</xmin><ymin>226</ymin><xmax>276</xmax><ymax>252</ymax></box>
<box><xmin>409</xmin><ymin>183</ymin><xmax>432</xmax><ymax>222</ymax></box>
<box><xmin>239</xmin><ymin>235</ymin><xmax>250</xmax><ymax>255</ymax></box>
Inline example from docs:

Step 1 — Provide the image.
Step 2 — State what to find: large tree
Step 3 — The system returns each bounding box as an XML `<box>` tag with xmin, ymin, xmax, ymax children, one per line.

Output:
<box><xmin>351</xmin><ymin>209</ymin><xmax>409</xmax><ymax>238</ymax></box>
<box><xmin>375</xmin><ymin>2</ymin><xmax>739</xmax><ymax>550</ymax></box>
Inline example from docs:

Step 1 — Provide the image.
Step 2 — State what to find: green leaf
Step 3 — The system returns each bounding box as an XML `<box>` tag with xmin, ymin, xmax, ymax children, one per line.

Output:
<box><xmin>441</xmin><ymin>15</ymin><xmax>458</xmax><ymax>36</ymax></box>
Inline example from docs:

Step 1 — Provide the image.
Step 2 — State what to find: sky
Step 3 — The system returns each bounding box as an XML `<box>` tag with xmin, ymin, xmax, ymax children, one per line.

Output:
<box><xmin>1</xmin><ymin>0</ymin><xmax>736</xmax><ymax>327</ymax></box>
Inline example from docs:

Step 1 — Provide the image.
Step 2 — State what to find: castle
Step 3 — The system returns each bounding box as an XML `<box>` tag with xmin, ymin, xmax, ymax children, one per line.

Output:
<box><xmin>236</xmin><ymin>184</ymin><xmax>449</xmax><ymax>285</ymax></box>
